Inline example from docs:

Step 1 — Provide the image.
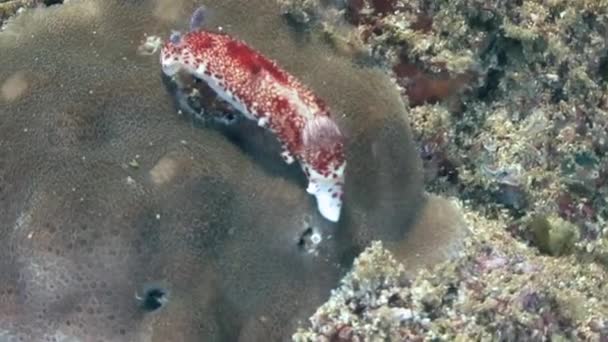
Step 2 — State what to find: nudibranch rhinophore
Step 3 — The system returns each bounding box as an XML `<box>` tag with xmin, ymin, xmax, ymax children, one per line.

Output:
<box><xmin>160</xmin><ymin>7</ymin><xmax>347</xmax><ymax>222</ymax></box>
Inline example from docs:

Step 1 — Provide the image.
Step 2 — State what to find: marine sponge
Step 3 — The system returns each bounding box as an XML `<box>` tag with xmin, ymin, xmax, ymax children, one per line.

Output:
<box><xmin>0</xmin><ymin>0</ymin><xmax>437</xmax><ymax>340</ymax></box>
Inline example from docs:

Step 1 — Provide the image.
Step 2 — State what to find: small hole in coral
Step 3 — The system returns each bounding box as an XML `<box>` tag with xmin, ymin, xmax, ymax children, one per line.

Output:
<box><xmin>599</xmin><ymin>54</ymin><xmax>608</xmax><ymax>83</ymax></box>
<box><xmin>297</xmin><ymin>227</ymin><xmax>313</xmax><ymax>249</ymax></box>
<box><xmin>137</xmin><ymin>286</ymin><xmax>169</xmax><ymax>312</ymax></box>
<box><xmin>297</xmin><ymin>226</ymin><xmax>322</xmax><ymax>253</ymax></box>
<box><xmin>43</xmin><ymin>0</ymin><xmax>63</xmax><ymax>6</ymax></box>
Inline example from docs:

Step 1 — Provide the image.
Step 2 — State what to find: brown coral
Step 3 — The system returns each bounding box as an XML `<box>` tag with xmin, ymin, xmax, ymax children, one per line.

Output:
<box><xmin>0</xmin><ymin>0</ymin><xmax>446</xmax><ymax>340</ymax></box>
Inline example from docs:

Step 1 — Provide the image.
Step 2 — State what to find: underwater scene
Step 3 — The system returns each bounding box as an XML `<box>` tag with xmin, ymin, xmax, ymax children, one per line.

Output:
<box><xmin>1</xmin><ymin>0</ymin><xmax>607</xmax><ymax>341</ymax></box>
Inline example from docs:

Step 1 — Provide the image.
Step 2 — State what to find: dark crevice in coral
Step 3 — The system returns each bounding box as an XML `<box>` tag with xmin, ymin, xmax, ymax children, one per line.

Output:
<box><xmin>161</xmin><ymin>72</ymin><xmax>308</xmax><ymax>187</ymax></box>
<box><xmin>338</xmin><ymin>245</ymin><xmax>364</xmax><ymax>270</ymax></box>
<box><xmin>345</xmin><ymin>0</ymin><xmax>400</xmax><ymax>26</ymax></box>
<box><xmin>297</xmin><ymin>227</ymin><xmax>313</xmax><ymax>248</ymax></box>
<box><xmin>297</xmin><ymin>226</ymin><xmax>322</xmax><ymax>253</ymax></box>
<box><xmin>217</xmin><ymin>120</ymin><xmax>308</xmax><ymax>186</ymax></box>
<box><xmin>387</xmin><ymin>293</ymin><xmax>406</xmax><ymax>307</ymax></box>
<box><xmin>351</xmin><ymin>300</ymin><xmax>366</xmax><ymax>315</ymax></box>
<box><xmin>281</xmin><ymin>12</ymin><xmax>314</xmax><ymax>34</ymax></box>
<box><xmin>370</xmin><ymin>0</ymin><xmax>397</xmax><ymax>15</ymax></box>
<box><xmin>436</xmin><ymin>158</ymin><xmax>459</xmax><ymax>184</ymax></box>
<box><xmin>496</xmin><ymin>38</ymin><xmax>522</xmax><ymax>66</ymax></box>
<box><xmin>422</xmin><ymin>302</ymin><xmax>438</xmax><ymax>319</ymax></box>
<box><xmin>42</xmin><ymin>0</ymin><xmax>63</xmax><ymax>6</ymax></box>
<box><xmin>474</xmin><ymin>35</ymin><xmax>523</xmax><ymax>103</ymax></box>
<box><xmin>345</xmin><ymin>0</ymin><xmax>364</xmax><ymax>25</ymax></box>
<box><xmin>467</xmin><ymin>9</ymin><xmax>499</xmax><ymax>32</ymax></box>
<box><xmin>550</xmin><ymin>87</ymin><xmax>566</xmax><ymax>104</ymax></box>
<box><xmin>494</xmin><ymin>184</ymin><xmax>529</xmax><ymax>218</ymax></box>
<box><xmin>582</xmin><ymin>12</ymin><xmax>599</xmax><ymax>31</ymax></box>
<box><xmin>549</xmin><ymin>60</ymin><xmax>569</xmax><ymax>103</ymax></box>
<box><xmin>476</xmin><ymin>68</ymin><xmax>502</xmax><ymax>101</ymax></box>
<box><xmin>138</xmin><ymin>286</ymin><xmax>168</xmax><ymax>312</ymax></box>
<box><xmin>598</xmin><ymin>54</ymin><xmax>608</xmax><ymax>84</ymax></box>
<box><xmin>458</xmin><ymin>184</ymin><xmax>502</xmax><ymax>221</ymax></box>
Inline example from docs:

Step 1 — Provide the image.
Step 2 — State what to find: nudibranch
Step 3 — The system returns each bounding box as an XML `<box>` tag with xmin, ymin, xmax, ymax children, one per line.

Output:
<box><xmin>160</xmin><ymin>8</ymin><xmax>347</xmax><ymax>222</ymax></box>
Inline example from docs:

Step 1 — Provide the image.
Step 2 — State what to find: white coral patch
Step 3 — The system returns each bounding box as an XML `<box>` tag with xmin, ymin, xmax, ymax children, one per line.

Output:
<box><xmin>137</xmin><ymin>35</ymin><xmax>163</xmax><ymax>56</ymax></box>
<box><xmin>149</xmin><ymin>156</ymin><xmax>179</xmax><ymax>185</ymax></box>
<box><xmin>1</xmin><ymin>71</ymin><xmax>28</xmax><ymax>102</ymax></box>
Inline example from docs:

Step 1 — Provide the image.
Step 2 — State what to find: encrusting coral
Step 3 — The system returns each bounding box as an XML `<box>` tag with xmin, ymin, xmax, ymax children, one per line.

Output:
<box><xmin>294</xmin><ymin>215</ymin><xmax>608</xmax><ymax>341</ymax></box>
<box><xmin>284</xmin><ymin>0</ymin><xmax>608</xmax><ymax>264</ymax></box>
<box><xmin>282</xmin><ymin>0</ymin><xmax>608</xmax><ymax>340</ymax></box>
<box><xmin>0</xmin><ymin>0</ymin><xmax>466</xmax><ymax>340</ymax></box>
<box><xmin>0</xmin><ymin>0</ymin><xmax>38</xmax><ymax>27</ymax></box>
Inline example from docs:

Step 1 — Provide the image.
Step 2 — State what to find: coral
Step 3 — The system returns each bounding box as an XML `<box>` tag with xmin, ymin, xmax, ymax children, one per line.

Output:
<box><xmin>0</xmin><ymin>0</ymin><xmax>38</xmax><ymax>27</ymax></box>
<box><xmin>0</xmin><ymin>0</ymin><xmax>455</xmax><ymax>340</ymax></box>
<box><xmin>282</xmin><ymin>0</ymin><xmax>608</xmax><ymax>339</ymax></box>
<box><xmin>293</xmin><ymin>240</ymin><xmax>410</xmax><ymax>342</ymax></box>
<box><xmin>283</xmin><ymin>0</ymin><xmax>608</xmax><ymax>265</ymax></box>
<box><xmin>294</xmin><ymin>209</ymin><xmax>608</xmax><ymax>341</ymax></box>
<box><xmin>390</xmin><ymin>193</ymin><xmax>469</xmax><ymax>272</ymax></box>
<box><xmin>0</xmin><ymin>0</ymin><xmax>62</xmax><ymax>29</ymax></box>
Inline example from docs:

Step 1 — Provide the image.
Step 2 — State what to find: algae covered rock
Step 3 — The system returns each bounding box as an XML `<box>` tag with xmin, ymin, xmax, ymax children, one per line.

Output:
<box><xmin>295</xmin><ymin>211</ymin><xmax>608</xmax><ymax>341</ymax></box>
<box><xmin>529</xmin><ymin>215</ymin><xmax>579</xmax><ymax>256</ymax></box>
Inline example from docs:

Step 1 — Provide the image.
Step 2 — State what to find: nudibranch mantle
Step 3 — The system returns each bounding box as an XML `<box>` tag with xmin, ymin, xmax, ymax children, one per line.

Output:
<box><xmin>160</xmin><ymin>26</ymin><xmax>346</xmax><ymax>222</ymax></box>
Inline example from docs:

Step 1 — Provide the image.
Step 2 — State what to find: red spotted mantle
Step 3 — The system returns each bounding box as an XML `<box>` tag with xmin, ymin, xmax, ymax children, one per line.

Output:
<box><xmin>160</xmin><ymin>27</ymin><xmax>346</xmax><ymax>222</ymax></box>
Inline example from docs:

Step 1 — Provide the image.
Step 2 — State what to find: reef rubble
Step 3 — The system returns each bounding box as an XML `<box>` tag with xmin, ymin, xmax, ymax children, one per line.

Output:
<box><xmin>284</xmin><ymin>0</ymin><xmax>608</xmax><ymax>340</ymax></box>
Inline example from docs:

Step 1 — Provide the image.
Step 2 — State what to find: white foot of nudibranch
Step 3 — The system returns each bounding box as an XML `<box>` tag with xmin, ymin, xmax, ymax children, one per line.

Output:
<box><xmin>306</xmin><ymin>181</ymin><xmax>342</xmax><ymax>222</ymax></box>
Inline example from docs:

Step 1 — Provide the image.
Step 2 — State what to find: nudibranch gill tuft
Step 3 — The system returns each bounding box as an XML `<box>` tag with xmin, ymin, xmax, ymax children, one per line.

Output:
<box><xmin>160</xmin><ymin>10</ymin><xmax>347</xmax><ymax>222</ymax></box>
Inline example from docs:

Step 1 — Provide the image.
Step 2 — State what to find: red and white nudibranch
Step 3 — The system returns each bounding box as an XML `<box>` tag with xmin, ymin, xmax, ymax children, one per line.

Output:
<box><xmin>160</xmin><ymin>10</ymin><xmax>347</xmax><ymax>222</ymax></box>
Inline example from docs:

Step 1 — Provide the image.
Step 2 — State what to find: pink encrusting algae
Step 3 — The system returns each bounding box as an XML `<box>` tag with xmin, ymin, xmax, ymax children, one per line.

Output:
<box><xmin>160</xmin><ymin>11</ymin><xmax>347</xmax><ymax>222</ymax></box>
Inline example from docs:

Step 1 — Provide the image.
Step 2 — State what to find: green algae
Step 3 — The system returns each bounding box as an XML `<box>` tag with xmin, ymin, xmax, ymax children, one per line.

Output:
<box><xmin>529</xmin><ymin>215</ymin><xmax>579</xmax><ymax>256</ymax></box>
